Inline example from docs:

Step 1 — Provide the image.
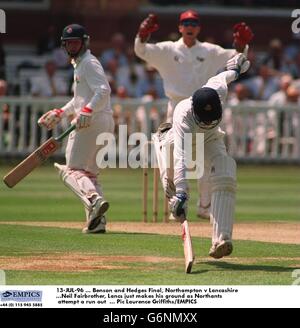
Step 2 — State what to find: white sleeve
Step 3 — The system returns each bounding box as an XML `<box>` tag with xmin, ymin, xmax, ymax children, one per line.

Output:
<box><xmin>212</xmin><ymin>45</ymin><xmax>236</xmax><ymax>69</ymax></box>
<box><xmin>173</xmin><ymin>105</ymin><xmax>194</xmax><ymax>194</ymax></box>
<box><xmin>203</xmin><ymin>70</ymin><xmax>237</xmax><ymax>104</ymax></box>
<box><xmin>134</xmin><ymin>37</ymin><xmax>169</xmax><ymax>68</ymax></box>
<box><xmin>84</xmin><ymin>58</ymin><xmax>111</xmax><ymax>112</ymax></box>
<box><xmin>61</xmin><ymin>98</ymin><xmax>75</xmax><ymax>116</ymax></box>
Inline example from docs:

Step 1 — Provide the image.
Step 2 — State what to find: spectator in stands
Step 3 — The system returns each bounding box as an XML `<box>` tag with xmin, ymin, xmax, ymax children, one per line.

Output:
<box><xmin>284</xmin><ymin>32</ymin><xmax>300</xmax><ymax>67</ymax></box>
<box><xmin>276</xmin><ymin>85</ymin><xmax>300</xmax><ymax>156</ymax></box>
<box><xmin>135</xmin><ymin>64</ymin><xmax>165</xmax><ymax>98</ymax></box>
<box><xmin>287</xmin><ymin>52</ymin><xmax>300</xmax><ymax>79</ymax></box>
<box><xmin>116</xmin><ymin>46</ymin><xmax>145</xmax><ymax>98</ymax></box>
<box><xmin>262</xmin><ymin>39</ymin><xmax>284</xmax><ymax>71</ymax></box>
<box><xmin>100</xmin><ymin>33</ymin><xmax>128</xmax><ymax>70</ymax></box>
<box><xmin>223</xmin><ymin>83</ymin><xmax>255</xmax><ymax>154</ymax></box>
<box><xmin>265</xmin><ymin>77</ymin><xmax>298</xmax><ymax>156</ymax></box>
<box><xmin>269</xmin><ymin>74</ymin><xmax>293</xmax><ymax>106</ymax></box>
<box><xmin>104</xmin><ymin>58</ymin><xmax>119</xmax><ymax>97</ymax></box>
<box><xmin>30</xmin><ymin>59</ymin><xmax>68</xmax><ymax>97</ymax></box>
<box><xmin>37</xmin><ymin>25</ymin><xmax>60</xmax><ymax>55</ymax></box>
<box><xmin>243</xmin><ymin>65</ymin><xmax>280</xmax><ymax>100</ymax></box>
<box><xmin>286</xmin><ymin>85</ymin><xmax>300</xmax><ymax>103</ymax></box>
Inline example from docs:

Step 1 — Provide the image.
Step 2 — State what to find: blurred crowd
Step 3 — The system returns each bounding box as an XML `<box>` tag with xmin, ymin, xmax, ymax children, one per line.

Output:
<box><xmin>1</xmin><ymin>26</ymin><xmax>300</xmax><ymax>104</ymax></box>
<box><xmin>0</xmin><ymin>24</ymin><xmax>300</xmax><ymax>157</ymax></box>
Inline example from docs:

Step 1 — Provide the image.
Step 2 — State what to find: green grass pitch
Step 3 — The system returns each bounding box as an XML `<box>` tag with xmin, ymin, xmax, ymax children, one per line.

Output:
<box><xmin>0</xmin><ymin>164</ymin><xmax>299</xmax><ymax>285</ymax></box>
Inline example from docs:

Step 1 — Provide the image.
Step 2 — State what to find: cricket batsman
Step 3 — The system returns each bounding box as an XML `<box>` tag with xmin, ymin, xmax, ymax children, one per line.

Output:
<box><xmin>134</xmin><ymin>10</ymin><xmax>253</xmax><ymax>221</ymax></box>
<box><xmin>153</xmin><ymin>53</ymin><xmax>250</xmax><ymax>259</ymax></box>
<box><xmin>38</xmin><ymin>24</ymin><xmax>114</xmax><ymax>233</ymax></box>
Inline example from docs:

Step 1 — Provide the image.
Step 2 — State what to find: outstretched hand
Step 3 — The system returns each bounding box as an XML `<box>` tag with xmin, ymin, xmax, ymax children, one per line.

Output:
<box><xmin>233</xmin><ymin>22</ymin><xmax>254</xmax><ymax>50</ymax></box>
<box><xmin>226</xmin><ymin>53</ymin><xmax>251</xmax><ymax>78</ymax></box>
<box><xmin>138</xmin><ymin>14</ymin><xmax>159</xmax><ymax>42</ymax></box>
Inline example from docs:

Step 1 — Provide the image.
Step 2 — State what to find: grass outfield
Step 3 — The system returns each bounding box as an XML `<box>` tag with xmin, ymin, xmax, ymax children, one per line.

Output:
<box><xmin>0</xmin><ymin>224</ymin><xmax>299</xmax><ymax>285</ymax></box>
<box><xmin>0</xmin><ymin>164</ymin><xmax>299</xmax><ymax>222</ymax></box>
<box><xmin>0</xmin><ymin>164</ymin><xmax>299</xmax><ymax>285</ymax></box>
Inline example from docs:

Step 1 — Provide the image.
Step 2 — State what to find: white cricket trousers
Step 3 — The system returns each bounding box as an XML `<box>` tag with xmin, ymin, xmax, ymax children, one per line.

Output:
<box><xmin>65</xmin><ymin>111</ymin><xmax>114</xmax><ymax>175</ymax></box>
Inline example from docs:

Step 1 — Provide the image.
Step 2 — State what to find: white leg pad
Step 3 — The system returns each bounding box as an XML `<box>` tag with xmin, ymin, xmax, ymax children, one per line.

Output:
<box><xmin>210</xmin><ymin>155</ymin><xmax>237</xmax><ymax>245</ymax></box>
<box><xmin>152</xmin><ymin>131</ymin><xmax>175</xmax><ymax>199</ymax></box>
<box><xmin>89</xmin><ymin>175</ymin><xmax>104</xmax><ymax>198</ymax></box>
<box><xmin>198</xmin><ymin>172</ymin><xmax>212</xmax><ymax>208</ymax></box>
<box><xmin>56</xmin><ymin>165</ymin><xmax>98</xmax><ymax>210</ymax></box>
<box><xmin>197</xmin><ymin>165</ymin><xmax>212</xmax><ymax>220</ymax></box>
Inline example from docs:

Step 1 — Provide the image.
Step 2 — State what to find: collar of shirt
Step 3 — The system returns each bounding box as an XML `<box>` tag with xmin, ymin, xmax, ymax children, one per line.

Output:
<box><xmin>176</xmin><ymin>37</ymin><xmax>201</xmax><ymax>50</ymax></box>
<box><xmin>72</xmin><ymin>49</ymin><xmax>90</xmax><ymax>68</ymax></box>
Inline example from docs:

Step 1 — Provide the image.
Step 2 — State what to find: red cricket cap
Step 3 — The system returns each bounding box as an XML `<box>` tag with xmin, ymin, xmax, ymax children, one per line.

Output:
<box><xmin>179</xmin><ymin>10</ymin><xmax>200</xmax><ymax>23</ymax></box>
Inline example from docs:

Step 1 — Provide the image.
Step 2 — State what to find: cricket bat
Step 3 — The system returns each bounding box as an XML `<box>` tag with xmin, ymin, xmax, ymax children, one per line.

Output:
<box><xmin>3</xmin><ymin>125</ymin><xmax>76</xmax><ymax>188</ymax></box>
<box><xmin>181</xmin><ymin>218</ymin><xmax>195</xmax><ymax>274</ymax></box>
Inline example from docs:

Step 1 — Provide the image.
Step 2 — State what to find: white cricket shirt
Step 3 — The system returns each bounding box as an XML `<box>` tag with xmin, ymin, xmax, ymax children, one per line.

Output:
<box><xmin>62</xmin><ymin>50</ymin><xmax>112</xmax><ymax>115</ymax></box>
<box><xmin>135</xmin><ymin>37</ymin><xmax>235</xmax><ymax>101</ymax></box>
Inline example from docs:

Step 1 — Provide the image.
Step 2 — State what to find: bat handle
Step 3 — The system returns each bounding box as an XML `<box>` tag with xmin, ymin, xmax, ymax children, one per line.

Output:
<box><xmin>55</xmin><ymin>124</ymin><xmax>76</xmax><ymax>142</ymax></box>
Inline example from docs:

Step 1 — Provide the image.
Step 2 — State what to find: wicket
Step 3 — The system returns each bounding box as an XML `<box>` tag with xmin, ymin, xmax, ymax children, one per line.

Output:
<box><xmin>142</xmin><ymin>166</ymin><xmax>169</xmax><ymax>223</ymax></box>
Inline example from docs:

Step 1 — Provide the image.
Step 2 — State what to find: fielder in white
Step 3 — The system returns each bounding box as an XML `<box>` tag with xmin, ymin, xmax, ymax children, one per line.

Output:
<box><xmin>134</xmin><ymin>10</ymin><xmax>253</xmax><ymax>220</ymax></box>
<box><xmin>38</xmin><ymin>24</ymin><xmax>114</xmax><ymax>233</ymax></box>
<box><xmin>153</xmin><ymin>53</ymin><xmax>250</xmax><ymax>259</ymax></box>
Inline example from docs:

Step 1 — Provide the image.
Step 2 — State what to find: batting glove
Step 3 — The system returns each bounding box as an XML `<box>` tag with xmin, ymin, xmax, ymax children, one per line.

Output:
<box><xmin>169</xmin><ymin>192</ymin><xmax>188</xmax><ymax>220</ymax></box>
<box><xmin>76</xmin><ymin>106</ymin><xmax>93</xmax><ymax>129</ymax></box>
<box><xmin>38</xmin><ymin>108</ymin><xmax>65</xmax><ymax>130</ymax></box>
<box><xmin>233</xmin><ymin>22</ymin><xmax>254</xmax><ymax>50</ymax></box>
<box><xmin>138</xmin><ymin>14</ymin><xmax>159</xmax><ymax>42</ymax></box>
<box><xmin>226</xmin><ymin>53</ymin><xmax>250</xmax><ymax>78</ymax></box>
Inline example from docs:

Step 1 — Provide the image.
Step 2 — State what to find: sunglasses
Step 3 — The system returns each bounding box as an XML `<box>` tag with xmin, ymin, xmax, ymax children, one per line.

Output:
<box><xmin>181</xmin><ymin>20</ymin><xmax>200</xmax><ymax>27</ymax></box>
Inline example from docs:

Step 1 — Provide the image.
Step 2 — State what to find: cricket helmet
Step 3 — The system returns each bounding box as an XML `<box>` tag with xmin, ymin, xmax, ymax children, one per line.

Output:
<box><xmin>61</xmin><ymin>24</ymin><xmax>90</xmax><ymax>58</ymax></box>
<box><xmin>191</xmin><ymin>87</ymin><xmax>222</xmax><ymax>130</ymax></box>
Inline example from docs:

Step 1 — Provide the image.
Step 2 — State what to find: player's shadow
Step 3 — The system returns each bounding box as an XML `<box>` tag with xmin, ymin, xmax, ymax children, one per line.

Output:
<box><xmin>197</xmin><ymin>261</ymin><xmax>299</xmax><ymax>273</ymax></box>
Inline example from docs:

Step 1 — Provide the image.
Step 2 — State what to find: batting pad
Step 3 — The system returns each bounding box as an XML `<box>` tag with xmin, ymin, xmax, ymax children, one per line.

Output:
<box><xmin>152</xmin><ymin>132</ymin><xmax>175</xmax><ymax>199</ymax></box>
<box><xmin>197</xmin><ymin>167</ymin><xmax>212</xmax><ymax>208</ymax></box>
<box><xmin>55</xmin><ymin>164</ymin><xmax>97</xmax><ymax>210</ymax></box>
<box><xmin>210</xmin><ymin>155</ymin><xmax>237</xmax><ymax>244</ymax></box>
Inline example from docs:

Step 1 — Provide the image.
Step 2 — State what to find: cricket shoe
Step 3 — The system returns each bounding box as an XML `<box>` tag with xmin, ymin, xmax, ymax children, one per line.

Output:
<box><xmin>82</xmin><ymin>215</ymin><xmax>106</xmax><ymax>234</ymax></box>
<box><xmin>87</xmin><ymin>197</ymin><xmax>109</xmax><ymax>230</ymax></box>
<box><xmin>209</xmin><ymin>240</ymin><xmax>233</xmax><ymax>259</ymax></box>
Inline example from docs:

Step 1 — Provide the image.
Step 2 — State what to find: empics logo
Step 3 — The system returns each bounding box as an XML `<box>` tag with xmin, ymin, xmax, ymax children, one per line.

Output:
<box><xmin>0</xmin><ymin>9</ymin><xmax>6</xmax><ymax>33</ymax></box>
<box><xmin>0</xmin><ymin>290</ymin><xmax>42</xmax><ymax>302</ymax></box>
